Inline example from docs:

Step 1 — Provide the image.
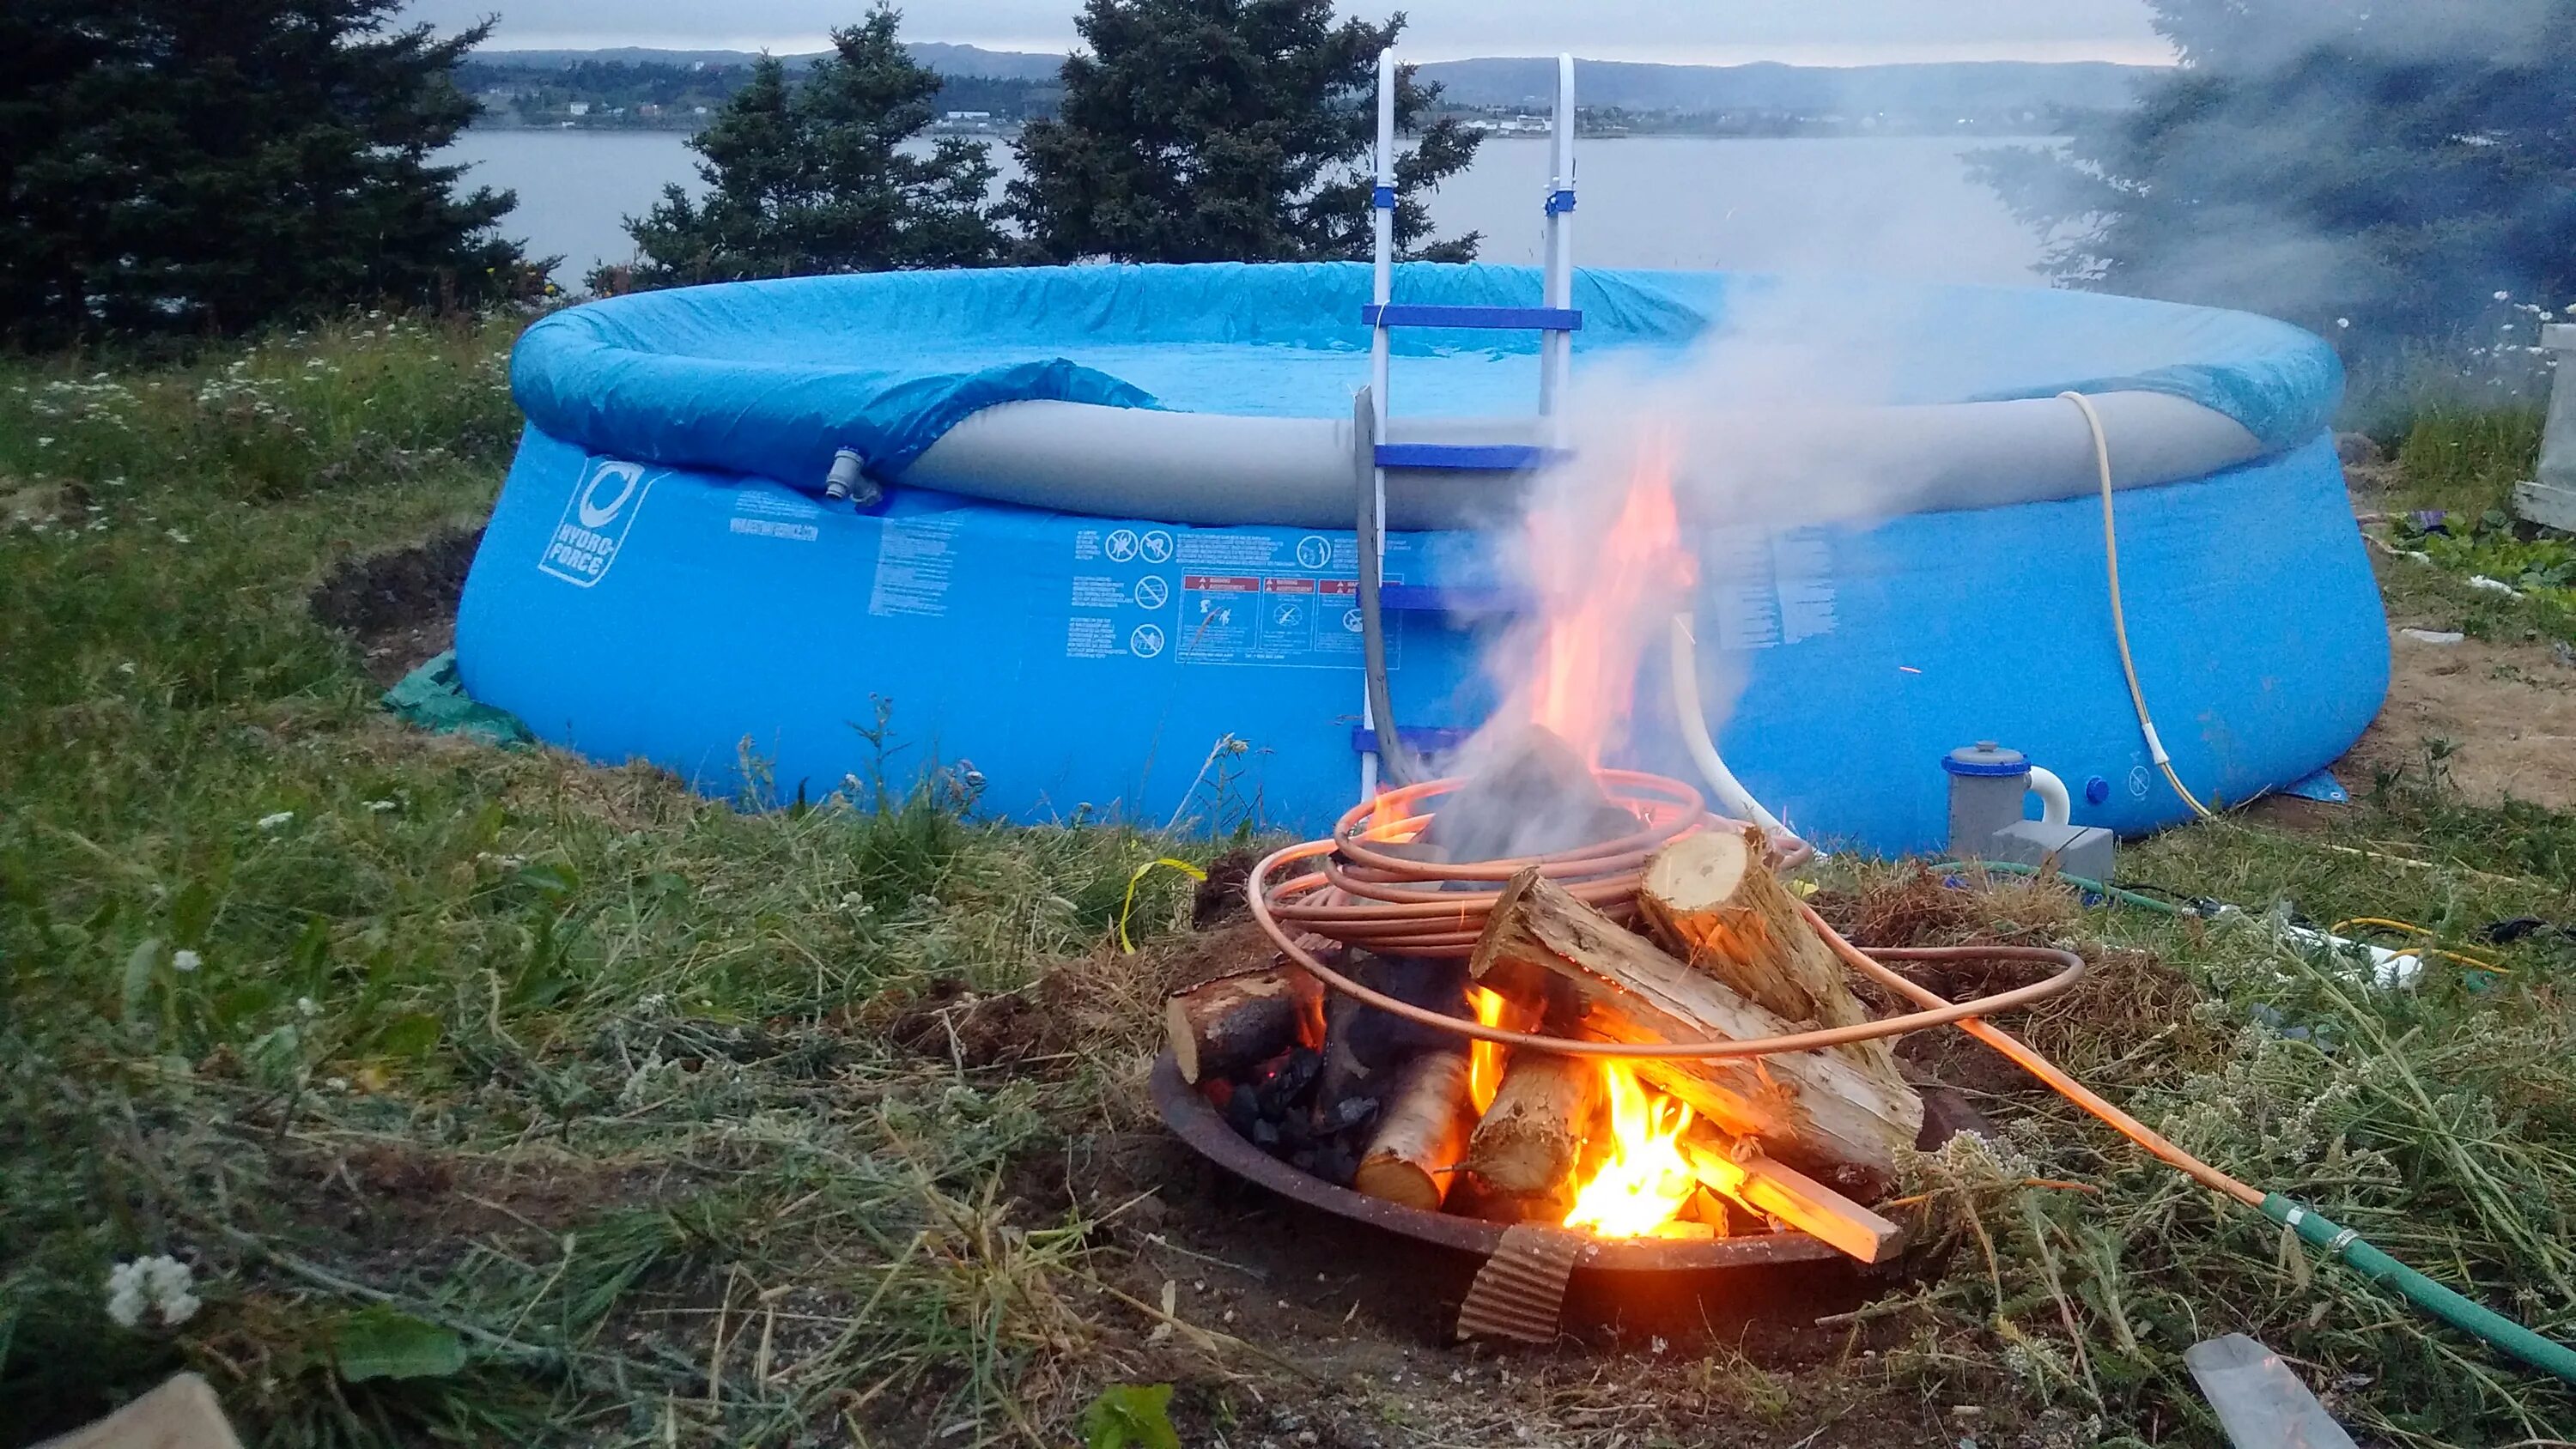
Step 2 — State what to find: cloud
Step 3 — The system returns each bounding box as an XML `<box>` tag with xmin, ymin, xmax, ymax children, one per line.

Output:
<box><xmin>417</xmin><ymin>0</ymin><xmax>2172</xmax><ymax>66</ymax></box>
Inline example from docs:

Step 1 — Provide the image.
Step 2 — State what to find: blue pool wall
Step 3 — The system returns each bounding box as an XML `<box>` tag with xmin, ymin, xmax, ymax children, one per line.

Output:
<box><xmin>458</xmin><ymin>423</ymin><xmax>2387</xmax><ymax>856</ymax></box>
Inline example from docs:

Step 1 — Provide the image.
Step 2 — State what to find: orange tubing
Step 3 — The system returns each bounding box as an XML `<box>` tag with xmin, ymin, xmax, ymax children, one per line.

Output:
<box><xmin>1800</xmin><ymin>900</ymin><xmax>2264</xmax><ymax>1208</ymax></box>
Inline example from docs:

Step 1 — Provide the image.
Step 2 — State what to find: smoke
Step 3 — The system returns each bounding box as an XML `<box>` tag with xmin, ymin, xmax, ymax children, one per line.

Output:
<box><xmin>1438</xmin><ymin>280</ymin><xmax>1961</xmax><ymax>846</ymax></box>
<box><xmin>1982</xmin><ymin>0</ymin><xmax>2576</xmax><ymax>378</ymax></box>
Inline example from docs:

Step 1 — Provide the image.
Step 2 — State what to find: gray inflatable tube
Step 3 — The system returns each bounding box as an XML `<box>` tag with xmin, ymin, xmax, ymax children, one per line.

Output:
<box><xmin>896</xmin><ymin>390</ymin><xmax>2265</xmax><ymax>531</ymax></box>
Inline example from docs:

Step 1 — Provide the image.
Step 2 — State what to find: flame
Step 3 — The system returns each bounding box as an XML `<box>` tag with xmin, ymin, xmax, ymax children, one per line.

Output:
<box><xmin>1467</xmin><ymin>989</ymin><xmax>1510</xmax><ymax>1115</ymax></box>
<box><xmin>1525</xmin><ymin>431</ymin><xmax>1696</xmax><ymax>767</ymax></box>
<box><xmin>1561</xmin><ymin>1064</ymin><xmax>1699</xmax><ymax>1239</ymax></box>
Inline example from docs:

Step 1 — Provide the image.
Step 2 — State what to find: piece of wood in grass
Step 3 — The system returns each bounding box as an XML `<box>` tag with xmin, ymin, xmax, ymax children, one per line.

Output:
<box><xmin>1165</xmin><ymin>965</ymin><xmax>1324</xmax><ymax>1084</ymax></box>
<box><xmin>1352</xmin><ymin>1049</ymin><xmax>1477</xmax><ymax>1211</ymax></box>
<box><xmin>1470</xmin><ymin>868</ymin><xmax>1923</xmax><ymax>1201</ymax></box>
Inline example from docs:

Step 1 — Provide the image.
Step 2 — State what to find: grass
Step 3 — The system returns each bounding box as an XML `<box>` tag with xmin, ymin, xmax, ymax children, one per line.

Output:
<box><xmin>3</xmin><ymin>315</ymin><xmax>2576</xmax><ymax>1447</ymax></box>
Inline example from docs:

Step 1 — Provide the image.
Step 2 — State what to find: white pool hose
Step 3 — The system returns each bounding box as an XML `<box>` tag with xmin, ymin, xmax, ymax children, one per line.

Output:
<box><xmin>2061</xmin><ymin>391</ymin><xmax>2217</xmax><ymax>821</ymax></box>
<box><xmin>1668</xmin><ymin>615</ymin><xmax>1818</xmax><ymax>853</ymax></box>
<box><xmin>2027</xmin><ymin>766</ymin><xmax>2074</xmax><ymax>828</ymax></box>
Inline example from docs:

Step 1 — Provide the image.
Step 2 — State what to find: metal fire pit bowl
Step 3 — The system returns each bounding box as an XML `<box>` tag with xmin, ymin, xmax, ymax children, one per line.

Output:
<box><xmin>1150</xmin><ymin>1050</ymin><xmax>1850</xmax><ymax>1275</ymax></box>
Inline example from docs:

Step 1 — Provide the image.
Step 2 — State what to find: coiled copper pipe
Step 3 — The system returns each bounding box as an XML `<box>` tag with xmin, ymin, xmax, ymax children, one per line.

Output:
<box><xmin>1248</xmin><ymin>771</ymin><xmax>2085</xmax><ymax>1061</ymax></box>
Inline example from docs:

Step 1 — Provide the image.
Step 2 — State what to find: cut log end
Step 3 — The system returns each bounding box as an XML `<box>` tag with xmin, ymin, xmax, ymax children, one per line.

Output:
<box><xmin>1165</xmin><ymin>965</ymin><xmax>1324</xmax><ymax>1084</ymax></box>
<box><xmin>1464</xmin><ymin>1052</ymin><xmax>1602</xmax><ymax>1200</ymax></box>
<box><xmin>1355</xmin><ymin>1050</ymin><xmax>1476</xmax><ymax>1211</ymax></box>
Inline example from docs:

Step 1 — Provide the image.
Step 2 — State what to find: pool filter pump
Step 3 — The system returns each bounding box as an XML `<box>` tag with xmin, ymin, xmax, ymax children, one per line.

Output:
<box><xmin>1944</xmin><ymin>742</ymin><xmax>2116</xmax><ymax>882</ymax></box>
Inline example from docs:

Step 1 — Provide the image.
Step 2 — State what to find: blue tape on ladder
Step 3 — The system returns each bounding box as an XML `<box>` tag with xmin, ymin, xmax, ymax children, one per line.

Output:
<box><xmin>1374</xmin><ymin>443</ymin><xmax>1564</xmax><ymax>471</ymax></box>
<box><xmin>1352</xmin><ymin>724</ymin><xmax>1477</xmax><ymax>756</ymax></box>
<box><xmin>1371</xmin><ymin>185</ymin><xmax>1398</xmax><ymax>209</ymax></box>
<box><xmin>1359</xmin><ymin>304</ymin><xmax>1583</xmax><ymax>332</ymax></box>
<box><xmin>1546</xmin><ymin>189</ymin><xmax>1577</xmax><ymax>215</ymax></box>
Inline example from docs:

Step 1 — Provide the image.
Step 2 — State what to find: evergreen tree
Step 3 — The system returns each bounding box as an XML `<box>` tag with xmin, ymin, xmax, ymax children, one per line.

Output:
<box><xmin>1009</xmin><ymin>0</ymin><xmax>1481</xmax><ymax>265</ymax></box>
<box><xmin>0</xmin><ymin>0</ymin><xmax>523</xmax><ymax>343</ymax></box>
<box><xmin>1976</xmin><ymin>0</ymin><xmax>2576</xmax><ymax>354</ymax></box>
<box><xmin>618</xmin><ymin>7</ymin><xmax>1006</xmax><ymax>289</ymax></box>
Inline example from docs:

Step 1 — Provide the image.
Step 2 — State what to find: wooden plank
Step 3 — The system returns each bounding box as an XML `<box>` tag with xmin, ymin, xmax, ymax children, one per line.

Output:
<box><xmin>1681</xmin><ymin>1137</ymin><xmax>1903</xmax><ymax>1264</ymax></box>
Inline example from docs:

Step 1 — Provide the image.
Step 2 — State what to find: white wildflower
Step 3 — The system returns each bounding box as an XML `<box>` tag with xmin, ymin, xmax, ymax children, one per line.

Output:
<box><xmin>296</xmin><ymin>996</ymin><xmax>319</xmax><ymax>1017</ymax></box>
<box><xmin>364</xmin><ymin>799</ymin><xmax>398</xmax><ymax>813</ymax></box>
<box><xmin>256</xmin><ymin>810</ymin><xmax>294</xmax><ymax>830</ymax></box>
<box><xmin>325</xmin><ymin>1076</ymin><xmax>349</xmax><ymax>1092</ymax></box>
<box><xmin>172</xmin><ymin>949</ymin><xmax>201</xmax><ymax>973</ymax></box>
<box><xmin>106</xmin><ymin>1255</ymin><xmax>200</xmax><ymax>1329</ymax></box>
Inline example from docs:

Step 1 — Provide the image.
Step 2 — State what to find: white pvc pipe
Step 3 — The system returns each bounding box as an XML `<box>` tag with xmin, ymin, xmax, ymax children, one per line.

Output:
<box><xmin>2027</xmin><ymin>767</ymin><xmax>2073</xmax><ymax>828</ymax></box>
<box><xmin>1668</xmin><ymin>615</ymin><xmax>1807</xmax><ymax>847</ymax></box>
<box><xmin>1359</xmin><ymin>50</ymin><xmax>1397</xmax><ymax>803</ymax></box>
<box><xmin>1540</xmin><ymin>52</ymin><xmax>1576</xmax><ymax>422</ymax></box>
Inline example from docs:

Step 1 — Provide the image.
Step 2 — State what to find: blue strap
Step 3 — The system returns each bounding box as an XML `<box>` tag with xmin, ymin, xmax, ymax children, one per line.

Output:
<box><xmin>1371</xmin><ymin>185</ymin><xmax>1398</xmax><ymax>210</ymax></box>
<box><xmin>1546</xmin><ymin>189</ymin><xmax>1577</xmax><ymax>215</ymax></box>
<box><xmin>1360</xmin><ymin>304</ymin><xmax>1583</xmax><ymax>332</ymax></box>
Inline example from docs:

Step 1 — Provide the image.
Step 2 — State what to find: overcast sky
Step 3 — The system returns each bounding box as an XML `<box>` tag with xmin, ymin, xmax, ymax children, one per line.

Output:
<box><xmin>422</xmin><ymin>0</ymin><xmax>2176</xmax><ymax>67</ymax></box>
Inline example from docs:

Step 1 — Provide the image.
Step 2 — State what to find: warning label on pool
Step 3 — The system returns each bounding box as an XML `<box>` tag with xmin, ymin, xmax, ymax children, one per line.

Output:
<box><xmin>1174</xmin><ymin>574</ymin><xmax>1383</xmax><ymax>669</ymax></box>
<box><xmin>1063</xmin><ymin>526</ymin><xmax>1403</xmax><ymax>666</ymax></box>
<box><xmin>869</xmin><ymin>515</ymin><xmax>962</xmax><ymax>618</ymax></box>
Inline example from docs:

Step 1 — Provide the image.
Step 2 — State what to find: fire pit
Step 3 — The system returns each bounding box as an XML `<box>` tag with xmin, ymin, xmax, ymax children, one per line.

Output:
<box><xmin>1155</xmin><ymin>753</ymin><xmax>2086</xmax><ymax>1342</ymax></box>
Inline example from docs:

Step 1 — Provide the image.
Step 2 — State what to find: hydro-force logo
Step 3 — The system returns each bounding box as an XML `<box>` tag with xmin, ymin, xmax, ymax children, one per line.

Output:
<box><xmin>539</xmin><ymin>459</ymin><xmax>655</xmax><ymax>587</ymax></box>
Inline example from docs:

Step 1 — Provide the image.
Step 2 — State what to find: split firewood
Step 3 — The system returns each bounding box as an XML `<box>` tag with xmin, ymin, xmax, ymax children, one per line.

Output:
<box><xmin>1462</xmin><ymin>1051</ymin><xmax>1602</xmax><ymax>1206</ymax></box>
<box><xmin>1680</xmin><ymin>1133</ymin><xmax>1902</xmax><ymax>1264</ymax></box>
<box><xmin>1164</xmin><ymin>965</ymin><xmax>1325</xmax><ymax>1084</ymax></box>
<box><xmin>1638</xmin><ymin>828</ymin><xmax>1908</xmax><ymax>1090</ymax></box>
<box><xmin>1471</xmin><ymin>868</ymin><xmax>1924</xmax><ymax>1201</ymax></box>
<box><xmin>1352</xmin><ymin>1049</ymin><xmax>1477</xmax><ymax>1211</ymax></box>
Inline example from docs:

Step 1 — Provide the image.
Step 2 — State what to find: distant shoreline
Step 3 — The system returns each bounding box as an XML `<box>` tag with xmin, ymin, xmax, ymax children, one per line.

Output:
<box><xmin>464</xmin><ymin>120</ymin><xmax>2070</xmax><ymax>142</ymax></box>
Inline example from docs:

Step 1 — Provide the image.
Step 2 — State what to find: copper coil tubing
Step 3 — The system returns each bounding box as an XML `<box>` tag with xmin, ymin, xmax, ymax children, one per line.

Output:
<box><xmin>1249</xmin><ymin>770</ymin><xmax>2087</xmax><ymax>1062</ymax></box>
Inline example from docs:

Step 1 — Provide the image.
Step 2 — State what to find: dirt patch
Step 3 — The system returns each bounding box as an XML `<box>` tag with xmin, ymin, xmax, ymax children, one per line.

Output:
<box><xmin>2339</xmin><ymin>626</ymin><xmax>2576</xmax><ymax>811</ymax></box>
<box><xmin>308</xmin><ymin>525</ymin><xmax>482</xmax><ymax>683</ymax></box>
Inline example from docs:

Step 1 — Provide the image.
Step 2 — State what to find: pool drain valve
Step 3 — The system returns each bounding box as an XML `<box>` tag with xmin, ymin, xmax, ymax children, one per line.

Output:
<box><xmin>823</xmin><ymin>448</ymin><xmax>880</xmax><ymax>507</ymax></box>
<box><xmin>1943</xmin><ymin>742</ymin><xmax>2115</xmax><ymax>883</ymax></box>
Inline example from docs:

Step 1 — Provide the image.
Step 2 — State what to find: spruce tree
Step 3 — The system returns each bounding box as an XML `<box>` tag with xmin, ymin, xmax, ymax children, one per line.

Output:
<box><xmin>619</xmin><ymin>7</ymin><xmax>1006</xmax><ymax>288</ymax></box>
<box><xmin>0</xmin><ymin>0</ymin><xmax>522</xmax><ymax>343</ymax></box>
<box><xmin>1009</xmin><ymin>0</ymin><xmax>1481</xmax><ymax>265</ymax></box>
<box><xmin>1975</xmin><ymin>0</ymin><xmax>2576</xmax><ymax>355</ymax></box>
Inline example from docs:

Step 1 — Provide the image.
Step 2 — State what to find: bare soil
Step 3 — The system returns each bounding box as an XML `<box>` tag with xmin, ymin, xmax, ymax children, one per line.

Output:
<box><xmin>307</xmin><ymin>525</ymin><xmax>482</xmax><ymax>683</ymax></box>
<box><xmin>2342</xmin><ymin>626</ymin><xmax>2576</xmax><ymax>811</ymax></box>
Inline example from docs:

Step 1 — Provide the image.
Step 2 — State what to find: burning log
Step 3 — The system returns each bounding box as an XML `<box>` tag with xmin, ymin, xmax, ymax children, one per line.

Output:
<box><xmin>1462</xmin><ymin>1051</ymin><xmax>1602</xmax><ymax>1211</ymax></box>
<box><xmin>1638</xmin><ymin>829</ymin><xmax>1909</xmax><ymax>1088</ymax></box>
<box><xmin>1470</xmin><ymin>869</ymin><xmax>1924</xmax><ymax>1200</ymax></box>
<box><xmin>1680</xmin><ymin>1134</ymin><xmax>1902</xmax><ymax>1264</ymax></box>
<box><xmin>1164</xmin><ymin>965</ymin><xmax>1324</xmax><ymax>1085</ymax></box>
<box><xmin>1352</xmin><ymin>1049</ymin><xmax>1478</xmax><ymax>1210</ymax></box>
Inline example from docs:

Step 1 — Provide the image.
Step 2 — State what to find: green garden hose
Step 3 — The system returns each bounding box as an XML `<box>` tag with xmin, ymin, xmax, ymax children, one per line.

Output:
<box><xmin>1910</xmin><ymin>858</ymin><xmax>2576</xmax><ymax>1385</ymax></box>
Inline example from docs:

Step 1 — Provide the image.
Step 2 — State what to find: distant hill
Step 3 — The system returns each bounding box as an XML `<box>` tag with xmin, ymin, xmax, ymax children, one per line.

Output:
<box><xmin>472</xmin><ymin>43</ymin><xmax>1065</xmax><ymax>81</ymax></box>
<box><xmin>471</xmin><ymin>45</ymin><xmax>2163</xmax><ymax>117</ymax></box>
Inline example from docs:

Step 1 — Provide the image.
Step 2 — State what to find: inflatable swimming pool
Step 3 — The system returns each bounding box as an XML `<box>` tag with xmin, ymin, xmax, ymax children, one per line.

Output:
<box><xmin>457</xmin><ymin>262</ymin><xmax>2387</xmax><ymax>854</ymax></box>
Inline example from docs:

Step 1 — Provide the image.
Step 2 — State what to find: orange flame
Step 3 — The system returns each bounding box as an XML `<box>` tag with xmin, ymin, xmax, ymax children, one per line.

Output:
<box><xmin>1467</xmin><ymin>989</ymin><xmax>1510</xmax><ymax>1115</ymax></box>
<box><xmin>1525</xmin><ymin>431</ymin><xmax>1695</xmax><ymax>766</ymax></box>
<box><xmin>1561</xmin><ymin>1064</ymin><xmax>1698</xmax><ymax>1239</ymax></box>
